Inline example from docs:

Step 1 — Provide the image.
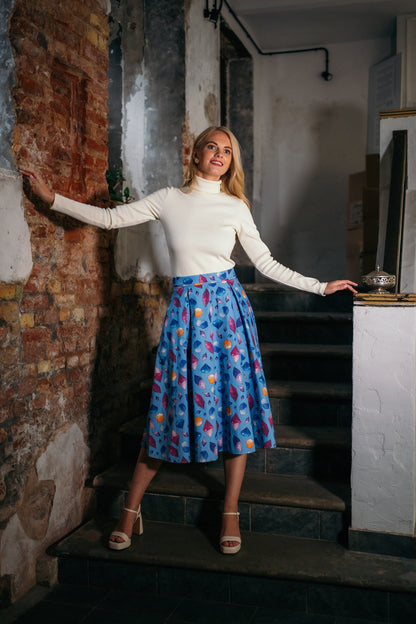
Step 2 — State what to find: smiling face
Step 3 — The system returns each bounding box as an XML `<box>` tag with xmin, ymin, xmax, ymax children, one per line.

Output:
<box><xmin>194</xmin><ymin>130</ymin><xmax>233</xmax><ymax>181</ymax></box>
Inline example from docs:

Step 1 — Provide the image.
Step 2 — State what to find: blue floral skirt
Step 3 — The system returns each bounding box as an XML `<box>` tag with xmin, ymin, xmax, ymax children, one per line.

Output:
<box><xmin>141</xmin><ymin>268</ymin><xmax>276</xmax><ymax>463</ymax></box>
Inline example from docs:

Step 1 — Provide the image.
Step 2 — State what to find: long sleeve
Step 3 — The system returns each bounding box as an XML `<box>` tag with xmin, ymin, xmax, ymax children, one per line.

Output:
<box><xmin>237</xmin><ymin>205</ymin><xmax>327</xmax><ymax>296</ymax></box>
<box><xmin>50</xmin><ymin>187</ymin><xmax>171</xmax><ymax>229</ymax></box>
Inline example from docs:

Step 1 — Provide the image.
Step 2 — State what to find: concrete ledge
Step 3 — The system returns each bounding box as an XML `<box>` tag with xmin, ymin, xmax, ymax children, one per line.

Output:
<box><xmin>349</xmin><ymin>528</ymin><xmax>416</xmax><ymax>559</ymax></box>
<box><xmin>354</xmin><ymin>293</ymin><xmax>416</xmax><ymax>306</ymax></box>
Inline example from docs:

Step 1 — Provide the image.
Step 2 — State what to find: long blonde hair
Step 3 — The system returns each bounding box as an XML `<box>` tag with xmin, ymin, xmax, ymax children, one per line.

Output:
<box><xmin>183</xmin><ymin>126</ymin><xmax>250</xmax><ymax>208</ymax></box>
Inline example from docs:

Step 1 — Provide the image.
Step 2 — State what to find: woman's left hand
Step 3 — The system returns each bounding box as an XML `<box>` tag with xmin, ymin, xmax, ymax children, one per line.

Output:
<box><xmin>324</xmin><ymin>280</ymin><xmax>358</xmax><ymax>295</ymax></box>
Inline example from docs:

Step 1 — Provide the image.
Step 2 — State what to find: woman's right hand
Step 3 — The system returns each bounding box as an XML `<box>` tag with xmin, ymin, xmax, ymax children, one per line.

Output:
<box><xmin>20</xmin><ymin>169</ymin><xmax>55</xmax><ymax>205</ymax></box>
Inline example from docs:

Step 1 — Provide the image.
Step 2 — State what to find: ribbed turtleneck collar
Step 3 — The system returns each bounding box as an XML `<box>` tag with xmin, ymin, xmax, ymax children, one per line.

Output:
<box><xmin>193</xmin><ymin>175</ymin><xmax>221</xmax><ymax>194</ymax></box>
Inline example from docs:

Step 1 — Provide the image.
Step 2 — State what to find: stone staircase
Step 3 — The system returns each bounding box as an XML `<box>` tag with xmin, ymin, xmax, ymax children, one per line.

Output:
<box><xmin>54</xmin><ymin>285</ymin><xmax>416</xmax><ymax>622</ymax></box>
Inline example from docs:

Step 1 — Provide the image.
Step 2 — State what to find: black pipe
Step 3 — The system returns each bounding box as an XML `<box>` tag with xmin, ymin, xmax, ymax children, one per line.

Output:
<box><xmin>222</xmin><ymin>0</ymin><xmax>333</xmax><ymax>80</ymax></box>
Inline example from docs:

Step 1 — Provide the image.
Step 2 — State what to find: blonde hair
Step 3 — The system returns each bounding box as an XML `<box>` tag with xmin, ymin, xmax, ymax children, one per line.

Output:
<box><xmin>183</xmin><ymin>126</ymin><xmax>250</xmax><ymax>208</ymax></box>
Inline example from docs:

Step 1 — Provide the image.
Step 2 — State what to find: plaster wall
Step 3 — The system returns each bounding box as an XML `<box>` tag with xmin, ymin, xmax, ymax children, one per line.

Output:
<box><xmin>254</xmin><ymin>37</ymin><xmax>391</xmax><ymax>282</ymax></box>
<box><xmin>0</xmin><ymin>0</ymin><xmax>15</xmax><ymax>170</ymax></box>
<box><xmin>185</xmin><ymin>0</ymin><xmax>220</xmax><ymax>136</ymax></box>
<box><xmin>113</xmin><ymin>0</ymin><xmax>189</xmax><ymax>281</ymax></box>
<box><xmin>397</xmin><ymin>14</ymin><xmax>416</xmax><ymax>108</ymax></box>
<box><xmin>1</xmin><ymin>424</ymin><xmax>90</xmax><ymax>598</ymax></box>
<box><xmin>219</xmin><ymin>2</ymin><xmax>262</xmax><ymax>218</ymax></box>
<box><xmin>0</xmin><ymin>169</ymin><xmax>32</xmax><ymax>282</ymax></box>
<box><xmin>0</xmin><ymin>0</ymin><xmax>32</xmax><ymax>284</ymax></box>
<box><xmin>351</xmin><ymin>305</ymin><xmax>416</xmax><ymax>535</ymax></box>
<box><xmin>114</xmin><ymin>0</ymin><xmax>221</xmax><ymax>281</ymax></box>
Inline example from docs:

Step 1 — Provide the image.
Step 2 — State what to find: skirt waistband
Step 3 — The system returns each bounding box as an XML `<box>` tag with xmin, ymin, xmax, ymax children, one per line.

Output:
<box><xmin>172</xmin><ymin>268</ymin><xmax>237</xmax><ymax>287</ymax></box>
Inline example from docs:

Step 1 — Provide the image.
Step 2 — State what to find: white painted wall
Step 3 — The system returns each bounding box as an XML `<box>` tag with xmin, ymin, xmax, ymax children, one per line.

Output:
<box><xmin>397</xmin><ymin>14</ymin><xmax>416</xmax><ymax>108</ymax></box>
<box><xmin>254</xmin><ymin>38</ymin><xmax>391</xmax><ymax>282</ymax></box>
<box><xmin>0</xmin><ymin>169</ymin><xmax>32</xmax><ymax>282</ymax></box>
<box><xmin>185</xmin><ymin>0</ymin><xmax>220</xmax><ymax>135</ymax></box>
<box><xmin>352</xmin><ymin>304</ymin><xmax>416</xmax><ymax>535</ymax></box>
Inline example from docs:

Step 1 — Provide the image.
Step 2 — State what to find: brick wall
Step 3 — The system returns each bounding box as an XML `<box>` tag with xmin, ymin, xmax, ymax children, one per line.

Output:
<box><xmin>0</xmin><ymin>0</ymin><xmax>169</xmax><ymax>604</ymax></box>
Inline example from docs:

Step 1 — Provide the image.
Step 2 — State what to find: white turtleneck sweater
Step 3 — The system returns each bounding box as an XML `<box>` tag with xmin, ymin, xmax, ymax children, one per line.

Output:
<box><xmin>51</xmin><ymin>176</ymin><xmax>327</xmax><ymax>295</ymax></box>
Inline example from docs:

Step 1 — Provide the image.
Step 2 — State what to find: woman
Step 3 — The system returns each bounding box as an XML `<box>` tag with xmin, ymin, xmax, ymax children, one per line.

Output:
<box><xmin>21</xmin><ymin>126</ymin><xmax>357</xmax><ymax>555</ymax></box>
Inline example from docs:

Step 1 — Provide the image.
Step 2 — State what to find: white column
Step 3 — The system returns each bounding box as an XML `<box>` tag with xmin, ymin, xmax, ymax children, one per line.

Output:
<box><xmin>351</xmin><ymin>298</ymin><xmax>416</xmax><ymax>537</ymax></box>
<box><xmin>376</xmin><ymin>115</ymin><xmax>416</xmax><ymax>291</ymax></box>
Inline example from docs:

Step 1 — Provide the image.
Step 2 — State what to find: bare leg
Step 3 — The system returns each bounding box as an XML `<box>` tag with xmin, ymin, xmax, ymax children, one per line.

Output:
<box><xmin>221</xmin><ymin>452</ymin><xmax>247</xmax><ymax>548</ymax></box>
<box><xmin>109</xmin><ymin>447</ymin><xmax>162</xmax><ymax>543</ymax></box>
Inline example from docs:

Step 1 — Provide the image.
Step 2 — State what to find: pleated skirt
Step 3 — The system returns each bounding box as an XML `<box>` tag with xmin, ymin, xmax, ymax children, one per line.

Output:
<box><xmin>141</xmin><ymin>268</ymin><xmax>276</xmax><ymax>463</ymax></box>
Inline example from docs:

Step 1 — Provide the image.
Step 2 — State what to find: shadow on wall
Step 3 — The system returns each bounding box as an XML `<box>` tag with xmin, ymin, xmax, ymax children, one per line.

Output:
<box><xmin>0</xmin><ymin>183</ymin><xmax>170</xmax><ymax>602</ymax></box>
<box><xmin>88</xmin><ymin>229</ymin><xmax>171</xmax><ymax>475</ymax></box>
<box><xmin>20</xmin><ymin>182</ymin><xmax>171</xmax><ymax>474</ymax></box>
<box><xmin>267</xmin><ymin>102</ymin><xmax>364</xmax><ymax>282</ymax></box>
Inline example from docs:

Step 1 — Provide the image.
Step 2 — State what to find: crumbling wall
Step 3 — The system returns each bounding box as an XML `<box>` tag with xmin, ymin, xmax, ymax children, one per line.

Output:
<box><xmin>0</xmin><ymin>0</ymin><xmax>169</xmax><ymax>604</ymax></box>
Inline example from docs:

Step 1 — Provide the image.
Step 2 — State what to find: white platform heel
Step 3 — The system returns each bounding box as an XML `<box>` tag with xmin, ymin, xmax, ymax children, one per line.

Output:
<box><xmin>108</xmin><ymin>506</ymin><xmax>143</xmax><ymax>551</ymax></box>
<box><xmin>220</xmin><ymin>511</ymin><xmax>241</xmax><ymax>555</ymax></box>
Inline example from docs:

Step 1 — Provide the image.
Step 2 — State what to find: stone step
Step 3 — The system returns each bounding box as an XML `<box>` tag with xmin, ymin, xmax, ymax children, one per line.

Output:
<box><xmin>266</xmin><ymin>424</ymin><xmax>351</xmax><ymax>480</ymax></box>
<box><xmin>118</xmin><ymin>418</ymin><xmax>351</xmax><ymax>449</ymax></box>
<box><xmin>93</xmin><ymin>464</ymin><xmax>350</xmax><ymax>542</ymax></box>
<box><xmin>117</xmin><ymin>418</ymin><xmax>351</xmax><ymax>480</ymax></box>
<box><xmin>243</xmin><ymin>284</ymin><xmax>353</xmax><ymax>314</ymax></box>
<box><xmin>139</xmin><ymin>377</ymin><xmax>352</xmax><ymax>398</ymax></box>
<box><xmin>255</xmin><ymin>310</ymin><xmax>353</xmax><ymax>344</ymax></box>
<box><xmin>133</xmin><ymin>378</ymin><xmax>353</xmax><ymax>432</ymax></box>
<box><xmin>55</xmin><ymin>517</ymin><xmax>416</xmax><ymax>622</ymax></box>
<box><xmin>267</xmin><ymin>379</ymin><xmax>352</xmax><ymax>401</ymax></box>
<box><xmin>261</xmin><ymin>343</ymin><xmax>352</xmax><ymax>382</ymax></box>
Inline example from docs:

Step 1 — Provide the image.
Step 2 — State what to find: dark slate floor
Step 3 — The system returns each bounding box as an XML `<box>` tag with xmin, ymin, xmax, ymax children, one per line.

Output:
<box><xmin>5</xmin><ymin>518</ymin><xmax>416</xmax><ymax>623</ymax></box>
<box><xmin>2</xmin><ymin>582</ymin><xmax>391</xmax><ymax>624</ymax></box>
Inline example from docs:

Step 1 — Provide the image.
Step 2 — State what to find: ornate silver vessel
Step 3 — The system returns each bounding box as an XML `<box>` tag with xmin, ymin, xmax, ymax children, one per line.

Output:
<box><xmin>362</xmin><ymin>266</ymin><xmax>396</xmax><ymax>293</ymax></box>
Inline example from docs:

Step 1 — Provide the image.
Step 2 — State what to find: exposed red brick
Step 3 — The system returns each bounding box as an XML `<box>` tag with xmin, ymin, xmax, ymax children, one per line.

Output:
<box><xmin>31</xmin><ymin>225</ymin><xmax>49</xmax><ymax>238</ymax></box>
<box><xmin>21</xmin><ymin>294</ymin><xmax>50</xmax><ymax>312</ymax></box>
<box><xmin>64</xmin><ymin>228</ymin><xmax>85</xmax><ymax>243</ymax></box>
<box><xmin>37</xmin><ymin>378</ymin><xmax>52</xmax><ymax>393</ymax></box>
<box><xmin>0</xmin><ymin>346</ymin><xmax>19</xmax><ymax>369</ymax></box>
<box><xmin>3</xmin><ymin>5</ymin><xmax>169</xmax><ymax>607</ymax></box>
<box><xmin>52</xmin><ymin>371</ymin><xmax>68</xmax><ymax>388</ymax></box>
<box><xmin>0</xmin><ymin>388</ymin><xmax>16</xmax><ymax>407</ymax></box>
<box><xmin>53</xmin><ymin>21</ymin><xmax>82</xmax><ymax>53</ymax></box>
<box><xmin>11</xmin><ymin>400</ymin><xmax>27</xmax><ymax>418</ymax></box>
<box><xmin>18</xmin><ymin>377</ymin><xmax>36</xmax><ymax>397</ymax></box>
<box><xmin>30</xmin><ymin>394</ymin><xmax>47</xmax><ymax>411</ymax></box>
<box><xmin>0</xmin><ymin>327</ymin><xmax>9</xmax><ymax>345</ymax></box>
<box><xmin>0</xmin><ymin>406</ymin><xmax>8</xmax><ymax>423</ymax></box>
<box><xmin>36</xmin><ymin>308</ymin><xmax>59</xmax><ymax>326</ymax></box>
<box><xmin>17</xmin><ymin>74</ymin><xmax>44</xmax><ymax>98</ymax></box>
<box><xmin>21</xmin><ymin>327</ymin><xmax>51</xmax><ymax>357</ymax></box>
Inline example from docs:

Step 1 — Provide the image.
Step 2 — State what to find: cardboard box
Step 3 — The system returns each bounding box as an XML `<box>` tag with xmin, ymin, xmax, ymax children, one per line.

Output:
<box><xmin>366</xmin><ymin>154</ymin><xmax>380</xmax><ymax>188</ymax></box>
<box><xmin>349</xmin><ymin>171</ymin><xmax>366</xmax><ymax>202</ymax></box>
<box><xmin>348</xmin><ymin>172</ymin><xmax>366</xmax><ymax>228</ymax></box>
<box><xmin>348</xmin><ymin>201</ymin><xmax>363</xmax><ymax>227</ymax></box>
